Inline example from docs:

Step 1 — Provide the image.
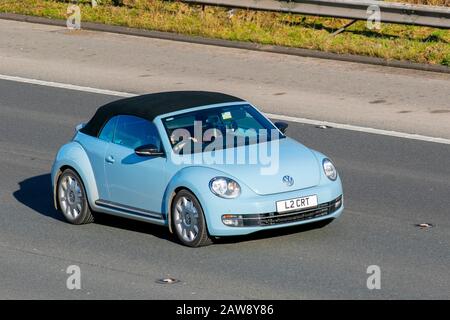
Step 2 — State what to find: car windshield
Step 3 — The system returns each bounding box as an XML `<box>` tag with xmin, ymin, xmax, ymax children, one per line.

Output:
<box><xmin>162</xmin><ymin>104</ymin><xmax>284</xmax><ymax>154</ymax></box>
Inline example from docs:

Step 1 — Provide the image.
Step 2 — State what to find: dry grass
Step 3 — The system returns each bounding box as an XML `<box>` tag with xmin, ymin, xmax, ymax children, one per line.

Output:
<box><xmin>0</xmin><ymin>0</ymin><xmax>449</xmax><ymax>66</ymax></box>
<box><xmin>395</xmin><ymin>0</ymin><xmax>449</xmax><ymax>6</ymax></box>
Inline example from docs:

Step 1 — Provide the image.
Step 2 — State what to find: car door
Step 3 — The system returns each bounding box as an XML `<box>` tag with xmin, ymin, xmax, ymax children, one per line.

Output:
<box><xmin>80</xmin><ymin>116</ymin><xmax>118</xmax><ymax>200</ymax></box>
<box><xmin>104</xmin><ymin>115</ymin><xmax>168</xmax><ymax>214</ymax></box>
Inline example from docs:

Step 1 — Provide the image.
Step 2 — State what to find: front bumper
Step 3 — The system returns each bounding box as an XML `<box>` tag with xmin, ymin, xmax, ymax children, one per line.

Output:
<box><xmin>221</xmin><ymin>196</ymin><xmax>342</xmax><ymax>227</ymax></box>
<box><xmin>202</xmin><ymin>178</ymin><xmax>344</xmax><ymax>236</ymax></box>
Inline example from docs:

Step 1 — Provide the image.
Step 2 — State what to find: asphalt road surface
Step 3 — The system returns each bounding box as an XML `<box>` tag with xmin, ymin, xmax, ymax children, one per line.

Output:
<box><xmin>0</xmin><ymin>78</ymin><xmax>449</xmax><ymax>299</ymax></box>
<box><xmin>1</xmin><ymin>19</ymin><xmax>450</xmax><ymax>139</ymax></box>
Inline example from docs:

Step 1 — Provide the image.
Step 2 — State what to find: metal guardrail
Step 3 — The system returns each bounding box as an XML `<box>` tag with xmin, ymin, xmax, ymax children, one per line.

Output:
<box><xmin>180</xmin><ymin>0</ymin><xmax>450</xmax><ymax>28</ymax></box>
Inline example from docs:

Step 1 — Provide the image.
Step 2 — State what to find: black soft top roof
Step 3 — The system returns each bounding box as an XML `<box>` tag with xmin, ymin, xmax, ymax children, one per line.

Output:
<box><xmin>80</xmin><ymin>91</ymin><xmax>244</xmax><ymax>137</ymax></box>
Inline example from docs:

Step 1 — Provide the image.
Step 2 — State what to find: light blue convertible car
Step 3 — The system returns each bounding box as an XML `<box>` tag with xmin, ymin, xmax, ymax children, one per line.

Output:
<box><xmin>51</xmin><ymin>91</ymin><xmax>343</xmax><ymax>247</ymax></box>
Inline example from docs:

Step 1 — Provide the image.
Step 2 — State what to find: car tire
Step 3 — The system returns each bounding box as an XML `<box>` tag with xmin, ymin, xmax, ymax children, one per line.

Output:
<box><xmin>57</xmin><ymin>168</ymin><xmax>94</xmax><ymax>225</ymax></box>
<box><xmin>171</xmin><ymin>190</ymin><xmax>212</xmax><ymax>247</ymax></box>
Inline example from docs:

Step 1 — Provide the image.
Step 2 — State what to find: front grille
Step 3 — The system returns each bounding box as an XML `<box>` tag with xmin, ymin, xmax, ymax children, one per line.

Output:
<box><xmin>240</xmin><ymin>196</ymin><xmax>342</xmax><ymax>227</ymax></box>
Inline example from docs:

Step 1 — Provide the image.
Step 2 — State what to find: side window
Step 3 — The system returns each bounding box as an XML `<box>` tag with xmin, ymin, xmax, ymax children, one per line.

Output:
<box><xmin>113</xmin><ymin>115</ymin><xmax>162</xmax><ymax>150</ymax></box>
<box><xmin>99</xmin><ymin>116</ymin><xmax>118</xmax><ymax>142</ymax></box>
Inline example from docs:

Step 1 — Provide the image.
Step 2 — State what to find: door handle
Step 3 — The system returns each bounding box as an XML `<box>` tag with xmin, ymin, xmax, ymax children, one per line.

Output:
<box><xmin>105</xmin><ymin>155</ymin><xmax>115</xmax><ymax>164</ymax></box>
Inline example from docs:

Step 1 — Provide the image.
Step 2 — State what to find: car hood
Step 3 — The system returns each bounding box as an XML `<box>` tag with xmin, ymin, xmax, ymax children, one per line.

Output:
<box><xmin>197</xmin><ymin>137</ymin><xmax>321</xmax><ymax>195</ymax></box>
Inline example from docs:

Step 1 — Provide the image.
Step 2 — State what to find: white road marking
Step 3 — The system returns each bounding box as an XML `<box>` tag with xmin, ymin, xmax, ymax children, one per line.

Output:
<box><xmin>1</xmin><ymin>73</ymin><xmax>450</xmax><ymax>145</ymax></box>
<box><xmin>266</xmin><ymin>113</ymin><xmax>450</xmax><ymax>145</ymax></box>
<box><xmin>0</xmin><ymin>74</ymin><xmax>136</xmax><ymax>98</ymax></box>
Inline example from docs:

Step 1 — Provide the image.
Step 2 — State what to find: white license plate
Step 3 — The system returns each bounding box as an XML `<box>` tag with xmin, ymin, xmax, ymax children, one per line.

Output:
<box><xmin>276</xmin><ymin>195</ymin><xmax>318</xmax><ymax>213</ymax></box>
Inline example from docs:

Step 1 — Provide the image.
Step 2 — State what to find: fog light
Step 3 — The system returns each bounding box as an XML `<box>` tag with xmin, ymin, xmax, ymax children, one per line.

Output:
<box><xmin>222</xmin><ymin>214</ymin><xmax>244</xmax><ymax>227</ymax></box>
<box><xmin>335</xmin><ymin>196</ymin><xmax>343</xmax><ymax>209</ymax></box>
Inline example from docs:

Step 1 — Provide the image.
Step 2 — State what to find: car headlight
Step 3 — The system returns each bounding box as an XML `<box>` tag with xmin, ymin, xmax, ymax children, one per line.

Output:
<box><xmin>323</xmin><ymin>158</ymin><xmax>337</xmax><ymax>181</ymax></box>
<box><xmin>209</xmin><ymin>177</ymin><xmax>241</xmax><ymax>199</ymax></box>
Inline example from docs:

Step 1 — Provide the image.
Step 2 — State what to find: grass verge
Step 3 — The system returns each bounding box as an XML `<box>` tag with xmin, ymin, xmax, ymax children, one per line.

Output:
<box><xmin>0</xmin><ymin>0</ymin><xmax>449</xmax><ymax>66</ymax></box>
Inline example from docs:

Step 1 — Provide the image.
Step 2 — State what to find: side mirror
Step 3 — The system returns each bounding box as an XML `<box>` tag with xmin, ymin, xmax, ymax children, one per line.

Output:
<box><xmin>75</xmin><ymin>123</ymin><xmax>86</xmax><ymax>131</ymax></box>
<box><xmin>274</xmin><ymin>121</ymin><xmax>288</xmax><ymax>134</ymax></box>
<box><xmin>135</xmin><ymin>144</ymin><xmax>164</xmax><ymax>157</ymax></box>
